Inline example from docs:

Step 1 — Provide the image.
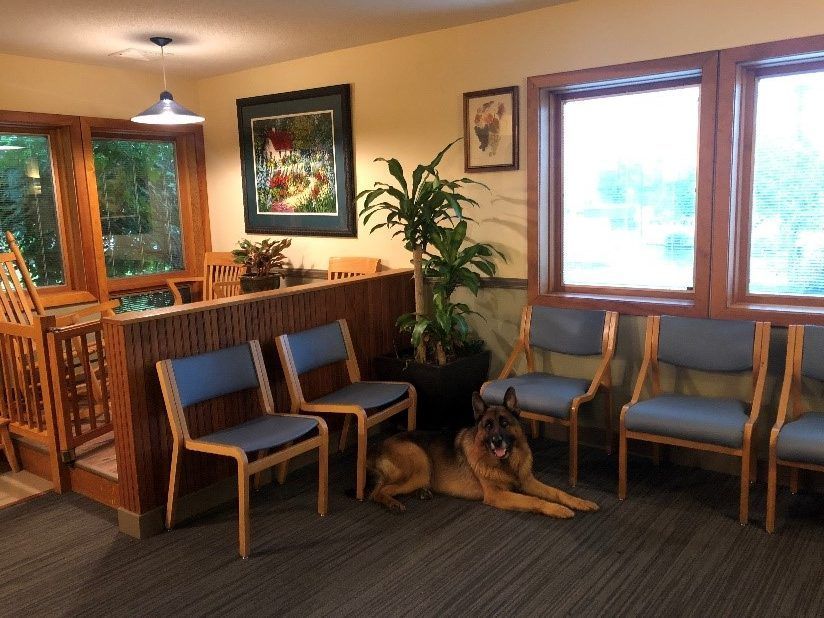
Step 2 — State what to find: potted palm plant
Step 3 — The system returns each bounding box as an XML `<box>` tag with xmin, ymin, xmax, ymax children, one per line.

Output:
<box><xmin>232</xmin><ymin>237</ymin><xmax>292</xmax><ymax>293</ymax></box>
<box><xmin>359</xmin><ymin>140</ymin><xmax>503</xmax><ymax>428</ymax></box>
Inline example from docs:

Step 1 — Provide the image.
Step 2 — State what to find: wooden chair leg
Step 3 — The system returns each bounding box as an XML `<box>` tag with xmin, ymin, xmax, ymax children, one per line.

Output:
<box><xmin>531</xmin><ymin>420</ymin><xmax>540</xmax><ymax>440</ymax></box>
<box><xmin>0</xmin><ymin>423</ymin><xmax>20</xmax><ymax>473</ymax></box>
<box><xmin>238</xmin><ymin>462</ymin><xmax>251</xmax><ymax>559</ymax></box>
<box><xmin>618</xmin><ymin>426</ymin><xmax>627</xmax><ymax>500</ymax></box>
<box><xmin>253</xmin><ymin>449</ymin><xmax>268</xmax><ymax>490</ymax></box>
<box><xmin>750</xmin><ymin>453</ymin><xmax>758</xmax><ymax>485</ymax></box>
<box><xmin>165</xmin><ymin>442</ymin><xmax>183</xmax><ymax>529</ymax></box>
<box><xmin>790</xmin><ymin>468</ymin><xmax>799</xmax><ymax>494</ymax></box>
<box><xmin>652</xmin><ymin>443</ymin><xmax>662</xmax><ymax>466</ymax></box>
<box><xmin>604</xmin><ymin>390</ymin><xmax>614</xmax><ymax>456</ymax></box>
<box><xmin>339</xmin><ymin>415</ymin><xmax>352</xmax><ymax>452</ymax></box>
<box><xmin>356</xmin><ymin>417</ymin><xmax>367</xmax><ymax>501</ymax></box>
<box><xmin>569</xmin><ymin>421</ymin><xmax>578</xmax><ymax>487</ymax></box>
<box><xmin>407</xmin><ymin>402</ymin><xmax>416</xmax><ymax>431</ymax></box>
<box><xmin>276</xmin><ymin>459</ymin><xmax>289</xmax><ymax>485</ymax></box>
<box><xmin>766</xmin><ymin>452</ymin><xmax>778</xmax><ymax>533</ymax></box>
<box><xmin>318</xmin><ymin>432</ymin><xmax>329</xmax><ymax>516</ymax></box>
<box><xmin>739</xmin><ymin>450</ymin><xmax>750</xmax><ymax>526</ymax></box>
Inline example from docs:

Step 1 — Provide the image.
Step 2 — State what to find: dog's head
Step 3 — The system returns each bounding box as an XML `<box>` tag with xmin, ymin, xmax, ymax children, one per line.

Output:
<box><xmin>472</xmin><ymin>387</ymin><xmax>522</xmax><ymax>460</ymax></box>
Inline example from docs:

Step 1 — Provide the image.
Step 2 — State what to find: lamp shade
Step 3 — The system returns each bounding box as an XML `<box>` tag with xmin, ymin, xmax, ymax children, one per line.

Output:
<box><xmin>131</xmin><ymin>91</ymin><xmax>204</xmax><ymax>125</ymax></box>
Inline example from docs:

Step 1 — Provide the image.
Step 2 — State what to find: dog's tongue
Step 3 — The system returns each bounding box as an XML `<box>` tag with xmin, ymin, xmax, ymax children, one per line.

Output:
<box><xmin>494</xmin><ymin>447</ymin><xmax>507</xmax><ymax>458</ymax></box>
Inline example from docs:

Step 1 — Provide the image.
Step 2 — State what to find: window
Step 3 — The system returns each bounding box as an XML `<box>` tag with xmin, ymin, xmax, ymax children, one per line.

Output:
<box><xmin>529</xmin><ymin>35</ymin><xmax>824</xmax><ymax>324</ymax></box>
<box><xmin>0</xmin><ymin>112</ymin><xmax>209</xmax><ymax>306</ymax></box>
<box><xmin>561</xmin><ymin>85</ymin><xmax>700</xmax><ymax>292</ymax></box>
<box><xmin>0</xmin><ymin>132</ymin><xmax>64</xmax><ymax>286</ymax></box>
<box><xmin>748</xmin><ymin>70</ymin><xmax>824</xmax><ymax>297</ymax></box>
<box><xmin>92</xmin><ymin>138</ymin><xmax>184</xmax><ymax>278</ymax></box>
<box><xmin>713</xmin><ymin>35</ymin><xmax>824</xmax><ymax>323</ymax></box>
<box><xmin>528</xmin><ymin>52</ymin><xmax>717</xmax><ymax>316</ymax></box>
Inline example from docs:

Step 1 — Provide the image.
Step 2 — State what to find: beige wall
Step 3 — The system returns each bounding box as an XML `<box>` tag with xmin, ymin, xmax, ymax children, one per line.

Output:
<box><xmin>197</xmin><ymin>0</ymin><xmax>824</xmax><ymax>275</ymax></box>
<box><xmin>0</xmin><ymin>52</ymin><xmax>198</xmax><ymax>120</ymax></box>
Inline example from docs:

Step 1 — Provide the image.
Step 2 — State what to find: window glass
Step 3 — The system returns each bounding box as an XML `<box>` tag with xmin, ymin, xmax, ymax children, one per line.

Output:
<box><xmin>92</xmin><ymin>138</ymin><xmax>184</xmax><ymax>278</ymax></box>
<box><xmin>0</xmin><ymin>133</ymin><xmax>64</xmax><ymax>286</ymax></box>
<box><xmin>749</xmin><ymin>70</ymin><xmax>824</xmax><ymax>296</ymax></box>
<box><xmin>561</xmin><ymin>85</ymin><xmax>699</xmax><ymax>291</ymax></box>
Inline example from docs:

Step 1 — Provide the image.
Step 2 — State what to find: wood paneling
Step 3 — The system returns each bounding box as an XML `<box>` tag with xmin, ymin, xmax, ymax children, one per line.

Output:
<box><xmin>103</xmin><ymin>269</ymin><xmax>414</xmax><ymax>514</ymax></box>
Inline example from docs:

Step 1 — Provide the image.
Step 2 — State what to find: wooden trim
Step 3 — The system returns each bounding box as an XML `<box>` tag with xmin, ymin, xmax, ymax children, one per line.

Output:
<box><xmin>712</xmin><ymin>35</ymin><xmax>824</xmax><ymax>323</ymax></box>
<box><xmin>526</xmin><ymin>52</ymin><xmax>718</xmax><ymax>314</ymax></box>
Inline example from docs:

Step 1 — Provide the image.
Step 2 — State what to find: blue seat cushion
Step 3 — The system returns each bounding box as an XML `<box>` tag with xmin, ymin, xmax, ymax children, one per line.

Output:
<box><xmin>625</xmin><ymin>394</ymin><xmax>749</xmax><ymax>448</ymax></box>
<box><xmin>311</xmin><ymin>381</ymin><xmax>409</xmax><ymax>412</ymax></box>
<box><xmin>776</xmin><ymin>412</ymin><xmax>824</xmax><ymax>465</ymax></box>
<box><xmin>198</xmin><ymin>414</ymin><xmax>318</xmax><ymax>453</ymax></box>
<box><xmin>483</xmin><ymin>373</ymin><xmax>590</xmax><ymax>419</ymax></box>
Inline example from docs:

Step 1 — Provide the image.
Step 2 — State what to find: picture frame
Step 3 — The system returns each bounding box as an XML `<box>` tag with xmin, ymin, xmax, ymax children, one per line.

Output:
<box><xmin>236</xmin><ymin>84</ymin><xmax>356</xmax><ymax>237</ymax></box>
<box><xmin>463</xmin><ymin>85</ymin><xmax>519</xmax><ymax>172</ymax></box>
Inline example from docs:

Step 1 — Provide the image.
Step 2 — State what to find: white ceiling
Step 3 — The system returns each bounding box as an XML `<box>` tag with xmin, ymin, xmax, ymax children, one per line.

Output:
<box><xmin>0</xmin><ymin>0</ymin><xmax>570</xmax><ymax>78</ymax></box>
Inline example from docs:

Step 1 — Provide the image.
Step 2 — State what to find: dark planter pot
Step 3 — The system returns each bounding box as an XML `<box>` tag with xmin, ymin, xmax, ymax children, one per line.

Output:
<box><xmin>239</xmin><ymin>274</ymin><xmax>280</xmax><ymax>294</ymax></box>
<box><xmin>374</xmin><ymin>349</ymin><xmax>491</xmax><ymax>430</ymax></box>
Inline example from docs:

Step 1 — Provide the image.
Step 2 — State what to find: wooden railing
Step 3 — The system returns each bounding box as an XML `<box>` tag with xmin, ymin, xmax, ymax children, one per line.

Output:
<box><xmin>103</xmin><ymin>269</ymin><xmax>414</xmax><ymax>522</ymax></box>
<box><xmin>47</xmin><ymin>320</ymin><xmax>113</xmax><ymax>460</ymax></box>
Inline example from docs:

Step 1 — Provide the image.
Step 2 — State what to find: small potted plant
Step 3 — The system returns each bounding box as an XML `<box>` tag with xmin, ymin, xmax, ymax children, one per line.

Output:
<box><xmin>232</xmin><ymin>237</ymin><xmax>292</xmax><ymax>293</ymax></box>
<box><xmin>359</xmin><ymin>140</ymin><xmax>503</xmax><ymax>428</ymax></box>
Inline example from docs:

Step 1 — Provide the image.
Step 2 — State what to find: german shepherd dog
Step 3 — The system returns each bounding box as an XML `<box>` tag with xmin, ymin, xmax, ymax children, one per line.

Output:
<box><xmin>368</xmin><ymin>387</ymin><xmax>598</xmax><ymax>517</ymax></box>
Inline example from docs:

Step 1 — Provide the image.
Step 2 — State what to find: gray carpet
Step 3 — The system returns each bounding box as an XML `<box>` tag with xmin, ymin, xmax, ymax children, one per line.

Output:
<box><xmin>2</xmin><ymin>441</ymin><xmax>824</xmax><ymax>617</ymax></box>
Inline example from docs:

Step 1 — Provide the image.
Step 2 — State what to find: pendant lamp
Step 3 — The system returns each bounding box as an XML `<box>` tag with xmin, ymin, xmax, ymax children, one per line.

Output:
<box><xmin>131</xmin><ymin>37</ymin><xmax>204</xmax><ymax>125</ymax></box>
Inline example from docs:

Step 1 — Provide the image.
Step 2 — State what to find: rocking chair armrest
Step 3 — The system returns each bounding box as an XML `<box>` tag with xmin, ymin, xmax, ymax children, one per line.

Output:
<box><xmin>53</xmin><ymin>299</ymin><xmax>121</xmax><ymax>327</ymax></box>
<box><xmin>166</xmin><ymin>276</ymin><xmax>205</xmax><ymax>305</ymax></box>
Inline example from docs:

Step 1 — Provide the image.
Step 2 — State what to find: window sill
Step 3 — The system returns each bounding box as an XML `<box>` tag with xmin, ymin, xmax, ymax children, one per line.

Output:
<box><xmin>532</xmin><ymin>291</ymin><xmax>703</xmax><ymax>317</ymax></box>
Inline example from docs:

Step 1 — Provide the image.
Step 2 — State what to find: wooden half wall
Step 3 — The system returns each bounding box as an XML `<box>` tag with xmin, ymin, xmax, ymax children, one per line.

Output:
<box><xmin>103</xmin><ymin>269</ymin><xmax>413</xmax><ymax>531</ymax></box>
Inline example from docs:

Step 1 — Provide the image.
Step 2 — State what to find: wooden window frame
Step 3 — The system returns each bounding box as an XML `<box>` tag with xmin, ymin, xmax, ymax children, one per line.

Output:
<box><xmin>80</xmin><ymin>118</ymin><xmax>210</xmax><ymax>295</ymax></box>
<box><xmin>712</xmin><ymin>34</ymin><xmax>824</xmax><ymax>325</ymax></box>
<box><xmin>0</xmin><ymin>110</ymin><xmax>210</xmax><ymax>305</ymax></box>
<box><xmin>527</xmin><ymin>52</ymin><xmax>719</xmax><ymax>316</ymax></box>
<box><xmin>0</xmin><ymin>111</ymin><xmax>99</xmax><ymax>307</ymax></box>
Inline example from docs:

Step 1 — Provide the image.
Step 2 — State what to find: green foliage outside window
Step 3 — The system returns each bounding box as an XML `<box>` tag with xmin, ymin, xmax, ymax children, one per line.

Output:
<box><xmin>93</xmin><ymin>138</ymin><xmax>184</xmax><ymax>278</ymax></box>
<box><xmin>0</xmin><ymin>133</ymin><xmax>64</xmax><ymax>286</ymax></box>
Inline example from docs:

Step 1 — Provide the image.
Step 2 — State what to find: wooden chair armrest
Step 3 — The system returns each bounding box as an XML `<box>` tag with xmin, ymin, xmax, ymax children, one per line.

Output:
<box><xmin>625</xmin><ymin>356</ymin><xmax>652</xmax><ymax>409</ymax></box>
<box><xmin>53</xmin><ymin>299</ymin><xmax>121</xmax><ymax>327</ymax></box>
<box><xmin>583</xmin><ymin>354</ymin><xmax>612</xmax><ymax>400</ymax></box>
<box><xmin>497</xmin><ymin>339</ymin><xmax>526</xmax><ymax>379</ymax></box>
<box><xmin>166</xmin><ymin>276</ymin><xmax>204</xmax><ymax>305</ymax></box>
<box><xmin>747</xmin><ymin>325</ymin><xmax>771</xmax><ymax>426</ymax></box>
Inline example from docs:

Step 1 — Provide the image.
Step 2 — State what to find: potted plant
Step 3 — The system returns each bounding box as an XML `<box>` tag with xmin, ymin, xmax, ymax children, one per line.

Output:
<box><xmin>232</xmin><ymin>237</ymin><xmax>292</xmax><ymax>293</ymax></box>
<box><xmin>359</xmin><ymin>140</ymin><xmax>503</xmax><ymax>428</ymax></box>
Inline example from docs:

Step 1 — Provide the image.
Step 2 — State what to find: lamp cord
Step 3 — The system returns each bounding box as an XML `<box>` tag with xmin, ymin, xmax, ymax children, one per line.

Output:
<box><xmin>161</xmin><ymin>46</ymin><xmax>168</xmax><ymax>91</ymax></box>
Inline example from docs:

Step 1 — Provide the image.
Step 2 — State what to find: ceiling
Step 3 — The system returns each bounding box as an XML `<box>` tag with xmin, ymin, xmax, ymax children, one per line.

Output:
<box><xmin>0</xmin><ymin>0</ymin><xmax>570</xmax><ymax>78</ymax></box>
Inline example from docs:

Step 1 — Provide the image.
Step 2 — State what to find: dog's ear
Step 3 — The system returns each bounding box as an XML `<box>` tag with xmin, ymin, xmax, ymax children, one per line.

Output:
<box><xmin>503</xmin><ymin>387</ymin><xmax>520</xmax><ymax>417</ymax></box>
<box><xmin>472</xmin><ymin>392</ymin><xmax>487</xmax><ymax>422</ymax></box>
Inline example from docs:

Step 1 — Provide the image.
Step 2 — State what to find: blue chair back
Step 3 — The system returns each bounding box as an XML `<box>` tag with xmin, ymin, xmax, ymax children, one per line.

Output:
<box><xmin>170</xmin><ymin>343</ymin><xmax>260</xmax><ymax>407</ymax></box>
<box><xmin>529</xmin><ymin>305</ymin><xmax>605</xmax><ymax>356</ymax></box>
<box><xmin>657</xmin><ymin>315</ymin><xmax>755</xmax><ymax>372</ymax></box>
<box><xmin>285</xmin><ymin>322</ymin><xmax>349</xmax><ymax>374</ymax></box>
<box><xmin>801</xmin><ymin>325</ymin><xmax>824</xmax><ymax>381</ymax></box>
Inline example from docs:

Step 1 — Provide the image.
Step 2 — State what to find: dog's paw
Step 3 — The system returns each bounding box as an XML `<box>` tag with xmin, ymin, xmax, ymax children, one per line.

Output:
<box><xmin>418</xmin><ymin>488</ymin><xmax>434</xmax><ymax>501</ymax></box>
<box><xmin>387</xmin><ymin>499</ymin><xmax>406</xmax><ymax>513</ymax></box>
<box><xmin>572</xmin><ymin>498</ymin><xmax>599</xmax><ymax>512</ymax></box>
<box><xmin>546</xmin><ymin>504</ymin><xmax>575</xmax><ymax>519</ymax></box>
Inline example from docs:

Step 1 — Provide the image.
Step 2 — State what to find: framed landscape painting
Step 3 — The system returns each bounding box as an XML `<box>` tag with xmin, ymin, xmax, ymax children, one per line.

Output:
<box><xmin>463</xmin><ymin>85</ymin><xmax>519</xmax><ymax>172</ymax></box>
<box><xmin>237</xmin><ymin>84</ymin><xmax>356</xmax><ymax>237</ymax></box>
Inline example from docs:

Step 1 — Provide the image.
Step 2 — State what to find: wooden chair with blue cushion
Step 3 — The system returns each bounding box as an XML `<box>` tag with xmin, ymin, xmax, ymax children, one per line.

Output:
<box><xmin>156</xmin><ymin>340</ymin><xmax>329</xmax><ymax>559</ymax></box>
<box><xmin>618</xmin><ymin>315</ymin><xmax>770</xmax><ymax>525</ymax></box>
<box><xmin>276</xmin><ymin>319</ymin><xmax>416</xmax><ymax>500</ymax></box>
<box><xmin>480</xmin><ymin>305</ymin><xmax>618</xmax><ymax>487</ymax></box>
<box><xmin>767</xmin><ymin>324</ymin><xmax>824</xmax><ymax>533</ymax></box>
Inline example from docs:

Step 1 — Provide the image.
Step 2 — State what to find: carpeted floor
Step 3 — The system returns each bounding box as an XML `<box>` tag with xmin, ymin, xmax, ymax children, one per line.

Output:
<box><xmin>2</xmin><ymin>441</ymin><xmax>824</xmax><ymax>617</ymax></box>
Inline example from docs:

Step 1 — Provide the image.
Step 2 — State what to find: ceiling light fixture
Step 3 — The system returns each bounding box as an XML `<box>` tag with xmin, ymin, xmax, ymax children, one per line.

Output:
<box><xmin>131</xmin><ymin>36</ymin><xmax>204</xmax><ymax>125</ymax></box>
